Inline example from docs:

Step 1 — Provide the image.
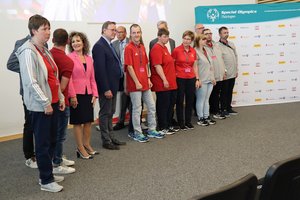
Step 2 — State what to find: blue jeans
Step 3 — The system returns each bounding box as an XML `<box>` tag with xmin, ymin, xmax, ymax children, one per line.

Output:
<box><xmin>195</xmin><ymin>82</ymin><xmax>213</xmax><ymax>119</ymax></box>
<box><xmin>53</xmin><ymin>106</ymin><xmax>70</xmax><ymax>166</ymax></box>
<box><xmin>32</xmin><ymin>103</ymin><xmax>59</xmax><ymax>185</ymax></box>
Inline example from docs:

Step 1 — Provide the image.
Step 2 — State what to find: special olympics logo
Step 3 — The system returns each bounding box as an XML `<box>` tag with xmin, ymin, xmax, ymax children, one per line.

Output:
<box><xmin>207</xmin><ymin>9</ymin><xmax>219</xmax><ymax>22</ymax></box>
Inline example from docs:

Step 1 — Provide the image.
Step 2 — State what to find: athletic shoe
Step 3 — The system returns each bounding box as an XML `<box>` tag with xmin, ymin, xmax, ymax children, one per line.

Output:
<box><xmin>197</xmin><ymin>118</ymin><xmax>209</xmax><ymax>126</ymax></box>
<box><xmin>133</xmin><ymin>132</ymin><xmax>149</xmax><ymax>143</ymax></box>
<box><xmin>213</xmin><ymin>113</ymin><xmax>226</xmax><ymax>120</ymax></box>
<box><xmin>180</xmin><ymin>124</ymin><xmax>188</xmax><ymax>131</ymax></box>
<box><xmin>62</xmin><ymin>156</ymin><xmax>75</xmax><ymax>166</ymax></box>
<box><xmin>160</xmin><ymin>129</ymin><xmax>175</xmax><ymax>135</ymax></box>
<box><xmin>223</xmin><ymin>111</ymin><xmax>230</xmax><ymax>117</ymax></box>
<box><xmin>53</xmin><ymin>165</ymin><xmax>76</xmax><ymax>175</ymax></box>
<box><xmin>185</xmin><ymin>123</ymin><xmax>194</xmax><ymax>130</ymax></box>
<box><xmin>147</xmin><ymin>130</ymin><xmax>164</xmax><ymax>139</ymax></box>
<box><xmin>40</xmin><ymin>182</ymin><xmax>63</xmax><ymax>193</ymax></box>
<box><xmin>39</xmin><ymin>175</ymin><xmax>64</xmax><ymax>185</ymax></box>
<box><xmin>206</xmin><ymin>116</ymin><xmax>216</xmax><ymax>125</ymax></box>
<box><xmin>128</xmin><ymin>132</ymin><xmax>135</xmax><ymax>139</ymax></box>
<box><xmin>95</xmin><ymin>125</ymin><xmax>100</xmax><ymax>131</ymax></box>
<box><xmin>25</xmin><ymin>157</ymin><xmax>38</xmax><ymax>169</ymax></box>
<box><xmin>228</xmin><ymin>109</ymin><xmax>238</xmax><ymax>115</ymax></box>
<box><xmin>169</xmin><ymin>126</ymin><xmax>180</xmax><ymax>132</ymax></box>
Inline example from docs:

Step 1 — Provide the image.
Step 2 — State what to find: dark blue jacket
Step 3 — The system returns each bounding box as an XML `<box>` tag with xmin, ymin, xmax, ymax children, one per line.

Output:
<box><xmin>92</xmin><ymin>37</ymin><xmax>121</xmax><ymax>95</ymax></box>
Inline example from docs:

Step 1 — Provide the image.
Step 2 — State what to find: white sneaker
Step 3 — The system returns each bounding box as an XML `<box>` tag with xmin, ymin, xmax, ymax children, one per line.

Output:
<box><xmin>39</xmin><ymin>175</ymin><xmax>64</xmax><ymax>185</ymax></box>
<box><xmin>25</xmin><ymin>158</ymin><xmax>38</xmax><ymax>169</ymax></box>
<box><xmin>53</xmin><ymin>165</ymin><xmax>75</xmax><ymax>175</ymax></box>
<box><xmin>96</xmin><ymin>125</ymin><xmax>100</xmax><ymax>131</ymax></box>
<box><xmin>62</xmin><ymin>157</ymin><xmax>75</xmax><ymax>166</ymax></box>
<box><xmin>40</xmin><ymin>182</ymin><xmax>63</xmax><ymax>193</ymax></box>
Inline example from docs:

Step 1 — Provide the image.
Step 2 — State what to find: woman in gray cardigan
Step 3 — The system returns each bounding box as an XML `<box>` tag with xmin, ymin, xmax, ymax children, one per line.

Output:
<box><xmin>194</xmin><ymin>34</ymin><xmax>216</xmax><ymax>126</ymax></box>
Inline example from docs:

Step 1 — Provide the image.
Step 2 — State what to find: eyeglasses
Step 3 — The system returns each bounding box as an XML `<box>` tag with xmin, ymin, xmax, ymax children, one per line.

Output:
<box><xmin>106</xmin><ymin>28</ymin><xmax>117</xmax><ymax>32</ymax></box>
<box><xmin>204</xmin><ymin>33</ymin><xmax>212</xmax><ymax>35</ymax></box>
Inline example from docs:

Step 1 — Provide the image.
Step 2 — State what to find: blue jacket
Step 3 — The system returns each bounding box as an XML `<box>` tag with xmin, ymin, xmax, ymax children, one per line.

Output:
<box><xmin>92</xmin><ymin>36</ymin><xmax>121</xmax><ymax>95</ymax></box>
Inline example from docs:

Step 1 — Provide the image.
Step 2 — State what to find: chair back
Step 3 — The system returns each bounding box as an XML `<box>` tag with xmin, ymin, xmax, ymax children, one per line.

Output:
<box><xmin>259</xmin><ymin>155</ymin><xmax>300</xmax><ymax>200</ymax></box>
<box><xmin>190</xmin><ymin>173</ymin><xmax>258</xmax><ymax>200</ymax></box>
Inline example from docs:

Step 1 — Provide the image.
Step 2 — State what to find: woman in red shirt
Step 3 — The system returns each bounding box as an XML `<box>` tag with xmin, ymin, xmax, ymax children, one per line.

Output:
<box><xmin>150</xmin><ymin>28</ymin><xmax>177</xmax><ymax>135</ymax></box>
<box><xmin>172</xmin><ymin>31</ymin><xmax>199</xmax><ymax>130</ymax></box>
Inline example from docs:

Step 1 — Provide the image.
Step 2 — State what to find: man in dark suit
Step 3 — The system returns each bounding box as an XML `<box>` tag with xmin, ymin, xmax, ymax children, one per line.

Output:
<box><xmin>7</xmin><ymin>35</ymin><xmax>36</xmax><ymax>168</ymax></box>
<box><xmin>112</xmin><ymin>26</ymin><xmax>130</xmax><ymax>131</ymax></box>
<box><xmin>92</xmin><ymin>21</ymin><xmax>126</xmax><ymax>150</ymax></box>
<box><xmin>149</xmin><ymin>21</ymin><xmax>175</xmax><ymax>53</ymax></box>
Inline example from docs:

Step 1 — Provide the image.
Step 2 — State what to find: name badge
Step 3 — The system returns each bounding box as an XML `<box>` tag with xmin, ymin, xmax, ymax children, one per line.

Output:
<box><xmin>185</xmin><ymin>68</ymin><xmax>191</xmax><ymax>73</ymax></box>
<box><xmin>140</xmin><ymin>67</ymin><xmax>145</xmax><ymax>73</ymax></box>
<box><xmin>211</xmin><ymin>55</ymin><xmax>217</xmax><ymax>60</ymax></box>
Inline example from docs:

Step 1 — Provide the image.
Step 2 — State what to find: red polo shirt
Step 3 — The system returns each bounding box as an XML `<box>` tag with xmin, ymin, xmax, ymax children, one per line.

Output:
<box><xmin>124</xmin><ymin>41</ymin><xmax>149</xmax><ymax>92</ymax></box>
<box><xmin>50</xmin><ymin>47</ymin><xmax>74</xmax><ymax>106</ymax></box>
<box><xmin>171</xmin><ymin>44</ymin><xmax>196</xmax><ymax>79</ymax></box>
<box><xmin>150</xmin><ymin>43</ymin><xmax>177</xmax><ymax>92</ymax></box>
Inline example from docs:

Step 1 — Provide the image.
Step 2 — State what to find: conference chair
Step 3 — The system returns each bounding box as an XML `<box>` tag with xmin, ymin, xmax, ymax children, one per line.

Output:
<box><xmin>190</xmin><ymin>173</ymin><xmax>258</xmax><ymax>200</ymax></box>
<box><xmin>257</xmin><ymin>154</ymin><xmax>300</xmax><ymax>200</ymax></box>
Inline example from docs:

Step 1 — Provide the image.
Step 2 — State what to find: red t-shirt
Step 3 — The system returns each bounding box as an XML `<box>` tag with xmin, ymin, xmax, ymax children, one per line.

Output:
<box><xmin>150</xmin><ymin>43</ymin><xmax>177</xmax><ymax>92</ymax></box>
<box><xmin>171</xmin><ymin>44</ymin><xmax>197</xmax><ymax>79</ymax></box>
<box><xmin>36</xmin><ymin>47</ymin><xmax>59</xmax><ymax>104</ymax></box>
<box><xmin>50</xmin><ymin>48</ymin><xmax>74</xmax><ymax>106</ymax></box>
<box><xmin>124</xmin><ymin>41</ymin><xmax>149</xmax><ymax>92</ymax></box>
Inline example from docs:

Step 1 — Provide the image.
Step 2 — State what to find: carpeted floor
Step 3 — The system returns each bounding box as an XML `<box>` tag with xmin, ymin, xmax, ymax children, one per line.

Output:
<box><xmin>1</xmin><ymin>102</ymin><xmax>300</xmax><ymax>200</ymax></box>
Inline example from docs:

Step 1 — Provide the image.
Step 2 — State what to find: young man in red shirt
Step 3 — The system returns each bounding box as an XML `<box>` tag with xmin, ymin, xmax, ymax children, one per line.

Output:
<box><xmin>150</xmin><ymin>28</ymin><xmax>178</xmax><ymax>135</ymax></box>
<box><xmin>124</xmin><ymin>24</ymin><xmax>164</xmax><ymax>142</ymax></box>
<box><xmin>50</xmin><ymin>28</ymin><xmax>75</xmax><ymax>175</ymax></box>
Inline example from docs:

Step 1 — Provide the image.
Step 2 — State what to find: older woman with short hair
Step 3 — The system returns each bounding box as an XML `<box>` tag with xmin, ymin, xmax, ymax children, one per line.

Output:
<box><xmin>171</xmin><ymin>30</ymin><xmax>199</xmax><ymax>130</ymax></box>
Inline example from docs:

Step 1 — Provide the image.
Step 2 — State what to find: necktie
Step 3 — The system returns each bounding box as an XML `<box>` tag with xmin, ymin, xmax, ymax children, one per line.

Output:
<box><xmin>110</xmin><ymin>43</ymin><xmax>123</xmax><ymax>77</ymax></box>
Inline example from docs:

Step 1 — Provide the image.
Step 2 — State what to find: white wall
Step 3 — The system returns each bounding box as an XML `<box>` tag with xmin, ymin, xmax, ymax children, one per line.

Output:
<box><xmin>0</xmin><ymin>0</ymin><xmax>255</xmax><ymax>137</ymax></box>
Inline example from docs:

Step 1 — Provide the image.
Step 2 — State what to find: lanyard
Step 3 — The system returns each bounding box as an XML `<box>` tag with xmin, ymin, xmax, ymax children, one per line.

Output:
<box><xmin>34</xmin><ymin>45</ymin><xmax>57</xmax><ymax>77</ymax></box>
<box><xmin>184</xmin><ymin>50</ymin><xmax>190</xmax><ymax>63</ymax></box>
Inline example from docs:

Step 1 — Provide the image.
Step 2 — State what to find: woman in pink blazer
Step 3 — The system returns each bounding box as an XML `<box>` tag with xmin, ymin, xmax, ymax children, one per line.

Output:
<box><xmin>68</xmin><ymin>32</ymin><xmax>98</xmax><ymax>159</ymax></box>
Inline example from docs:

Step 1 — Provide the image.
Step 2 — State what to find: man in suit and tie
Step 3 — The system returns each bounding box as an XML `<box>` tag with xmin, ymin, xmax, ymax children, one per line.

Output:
<box><xmin>92</xmin><ymin>21</ymin><xmax>126</xmax><ymax>150</ymax></box>
<box><xmin>112</xmin><ymin>26</ymin><xmax>130</xmax><ymax>131</ymax></box>
<box><xmin>149</xmin><ymin>20</ymin><xmax>175</xmax><ymax>53</ymax></box>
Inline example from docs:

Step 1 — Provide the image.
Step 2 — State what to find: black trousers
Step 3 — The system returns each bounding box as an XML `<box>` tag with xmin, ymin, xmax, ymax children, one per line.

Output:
<box><xmin>156</xmin><ymin>90</ymin><xmax>177</xmax><ymax>130</ymax></box>
<box><xmin>209</xmin><ymin>81</ymin><xmax>226</xmax><ymax>114</ymax></box>
<box><xmin>176</xmin><ymin>77</ymin><xmax>196</xmax><ymax>125</ymax></box>
<box><xmin>22</xmin><ymin>98</ymin><xmax>35</xmax><ymax>159</ymax></box>
<box><xmin>223</xmin><ymin>78</ymin><xmax>236</xmax><ymax>111</ymax></box>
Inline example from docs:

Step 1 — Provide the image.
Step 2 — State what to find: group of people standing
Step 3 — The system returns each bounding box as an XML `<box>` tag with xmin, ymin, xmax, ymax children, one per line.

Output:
<box><xmin>7</xmin><ymin>14</ymin><xmax>238</xmax><ymax>193</ymax></box>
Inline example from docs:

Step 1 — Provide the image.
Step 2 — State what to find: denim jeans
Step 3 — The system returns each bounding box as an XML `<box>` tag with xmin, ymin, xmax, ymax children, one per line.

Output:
<box><xmin>32</xmin><ymin>103</ymin><xmax>59</xmax><ymax>185</ymax></box>
<box><xmin>130</xmin><ymin>90</ymin><xmax>156</xmax><ymax>133</ymax></box>
<box><xmin>53</xmin><ymin>106</ymin><xmax>70</xmax><ymax>166</ymax></box>
<box><xmin>195</xmin><ymin>82</ymin><xmax>213</xmax><ymax>119</ymax></box>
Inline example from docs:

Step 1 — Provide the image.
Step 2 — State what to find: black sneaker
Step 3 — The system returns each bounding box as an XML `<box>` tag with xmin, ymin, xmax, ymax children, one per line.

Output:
<box><xmin>228</xmin><ymin>109</ymin><xmax>238</xmax><ymax>115</ymax></box>
<box><xmin>185</xmin><ymin>123</ymin><xmax>194</xmax><ymax>130</ymax></box>
<box><xmin>179</xmin><ymin>124</ymin><xmax>188</xmax><ymax>131</ymax></box>
<box><xmin>223</xmin><ymin>111</ymin><xmax>230</xmax><ymax>117</ymax></box>
<box><xmin>206</xmin><ymin>116</ymin><xmax>216</xmax><ymax>125</ymax></box>
<box><xmin>212</xmin><ymin>112</ymin><xmax>226</xmax><ymax>120</ymax></box>
<box><xmin>197</xmin><ymin>118</ymin><xmax>209</xmax><ymax>126</ymax></box>
<box><xmin>169</xmin><ymin>126</ymin><xmax>180</xmax><ymax>132</ymax></box>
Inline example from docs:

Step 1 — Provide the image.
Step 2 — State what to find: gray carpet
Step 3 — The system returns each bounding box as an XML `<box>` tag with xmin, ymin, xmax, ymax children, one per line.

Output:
<box><xmin>1</xmin><ymin>102</ymin><xmax>300</xmax><ymax>200</ymax></box>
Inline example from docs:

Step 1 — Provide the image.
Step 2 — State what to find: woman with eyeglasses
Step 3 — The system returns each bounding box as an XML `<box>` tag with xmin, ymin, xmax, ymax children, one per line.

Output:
<box><xmin>171</xmin><ymin>30</ymin><xmax>199</xmax><ymax>131</ymax></box>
